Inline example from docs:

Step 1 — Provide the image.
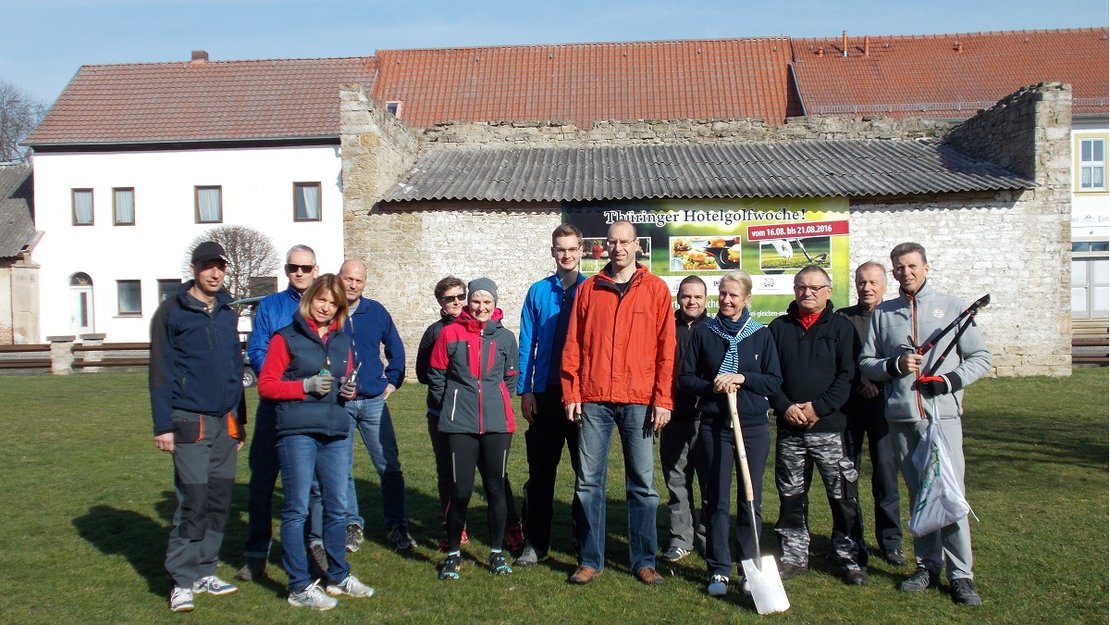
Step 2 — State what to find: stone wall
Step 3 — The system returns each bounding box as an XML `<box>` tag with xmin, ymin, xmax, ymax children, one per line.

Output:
<box><xmin>341</xmin><ymin>83</ymin><xmax>1071</xmax><ymax>377</ymax></box>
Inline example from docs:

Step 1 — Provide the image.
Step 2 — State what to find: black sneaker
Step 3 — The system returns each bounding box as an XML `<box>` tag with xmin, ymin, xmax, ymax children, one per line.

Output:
<box><xmin>438</xmin><ymin>554</ymin><xmax>461</xmax><ymax>580</ymax></box>
<box><xmin>234</xmin><ymin>557</ymin><xmax>266</xmax><ymax>582</ymax></box>
<box><xmin>488</xmin><ymin>551</ymin><xmax>512</xmax><ymax>575</ymax></box>
<box><xmin>844</xmin><ymin>568</ymin><xmax>869</xmax><ymax>585</ymax></box>
<box><xmin>883</xmin><ymin>549</ymin><xmax>907</xmax><ymax>566</ymax></box>
<box><xmin>899</xmin><ymin>567</ymin><xmax>940</xmax><ymax>592</ymax></box>
<box><xmin>950</xmin><ymin>578</ymin><xmax>982</xmax><ymax>606</ymax></box>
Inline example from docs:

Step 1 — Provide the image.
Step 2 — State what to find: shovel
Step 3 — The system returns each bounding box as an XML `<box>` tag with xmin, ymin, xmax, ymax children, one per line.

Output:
<box><xmin>727</xmin><ymin>392</ymin><xmax>790</xmax><ymax>615</ymax></box>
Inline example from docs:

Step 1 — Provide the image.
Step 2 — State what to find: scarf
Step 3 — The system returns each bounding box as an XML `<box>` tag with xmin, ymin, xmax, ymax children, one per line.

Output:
<box><xmin>707</xmin><ymin>310</ymin><xmax>763</xmax><ymax>375</ymax></box>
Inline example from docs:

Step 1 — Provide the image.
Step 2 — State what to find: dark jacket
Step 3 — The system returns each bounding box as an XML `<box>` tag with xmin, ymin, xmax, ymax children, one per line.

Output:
<box><xmin>768</xmin><ymin>302</ymin><xmax>857</xmax><ymax>434</ymax></box>
<box><xmin>149</xmin><ymin>282</ymin><xmax>245</xmax><ymax>436</ymax></box>
<box><xmin>417</xmin><ymin>312</ymin><xmax>456</xmax><ymax>411</ymax></box>
<box><xmin>673</xmin><ymin>308</ymin><xmax>710</xmax><ymax>420</ymax></box>
<box><xmin>344</xmin><ymin>296</ymin><xmax>405</xmax><ymax>398</ymax></box>
<box><xmin>677</xmin><ymin>317</ymin><xmax>782</xmax><ymax>429</ymax></box>
<box><xmin>837</xmin><ymin>303</ymin><xmax>883</xmax><ymax>416</ymax></box>
<box><xmin>428</xmin><ymin>309</ymin><xmax>519</xmax><ymax>434</ymax></box>
<box><xmin>258</xmin><ymin>313</ymin><xmax>353</xmax><ymax>439</ymax></box>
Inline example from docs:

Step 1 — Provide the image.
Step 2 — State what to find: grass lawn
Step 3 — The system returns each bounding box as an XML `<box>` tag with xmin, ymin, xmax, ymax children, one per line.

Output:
<box><xmin>0</xmin><ymin>368</ymin><xmax>1105</xmax><ymax>624</ymax></box>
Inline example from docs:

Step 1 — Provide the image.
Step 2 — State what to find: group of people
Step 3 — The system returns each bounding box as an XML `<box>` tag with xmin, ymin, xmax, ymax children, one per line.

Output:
<box><xmin>149</xmin><ymin>223</ymin><xmax>991</xmax><ymax>613</ymax></box>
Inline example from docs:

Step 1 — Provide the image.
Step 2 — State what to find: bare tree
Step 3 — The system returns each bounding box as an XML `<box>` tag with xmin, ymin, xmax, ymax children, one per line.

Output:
<box><xmin>0</xmin><ymin>80</ymin><xmax>46</xmax><ymax>163</ymax></box>
<box><xmin>183</xmin><ymin>226</ymin><xmax>281</xmax><ymax>311</ymax></box>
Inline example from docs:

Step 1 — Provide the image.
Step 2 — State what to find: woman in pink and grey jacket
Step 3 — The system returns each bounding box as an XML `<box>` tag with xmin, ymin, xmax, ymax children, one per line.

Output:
<box><xmin>428</xmin><ymin>277</ymin><xmax>519</xmax><ymax>580</ymax></box>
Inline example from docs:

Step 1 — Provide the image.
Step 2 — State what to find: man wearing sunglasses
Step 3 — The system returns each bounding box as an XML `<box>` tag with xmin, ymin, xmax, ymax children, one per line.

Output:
<box><xmin>237</xmin><ymin>245</ymin><xmax>319</xmax><ymax>581</ymax></box>
<box><xmin>768</xmin><ymin>265</ymin><xmax>866</xmax><ymax>586</ymax></box>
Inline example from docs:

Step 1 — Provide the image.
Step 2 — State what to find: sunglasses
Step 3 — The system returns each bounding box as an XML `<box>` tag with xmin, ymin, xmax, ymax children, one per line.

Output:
<box><xmin>439</xmin><ymin>294</ymin><xmax>466</xmax><ymax>303</ymax></box>
<box><xmin>285</xmin><ymin>263</ymin><xmax>315</xmax><ymax>274</ymax></box>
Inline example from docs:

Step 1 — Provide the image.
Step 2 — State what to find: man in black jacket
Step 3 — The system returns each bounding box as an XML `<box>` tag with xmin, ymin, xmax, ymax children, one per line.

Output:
<box><xmin>660</xmin><ymin>275</ymin><xmax>709</xmax><ymax>562</ymax></box>
<box><xmin>768</xmin><ymin>265</ymin><xmax>866</xmax><ymax>585</ymax></box>
<box><xmin>150</xmin><ymin>241</ymin><xmax>246</xmax><ymax>612</ymax></box>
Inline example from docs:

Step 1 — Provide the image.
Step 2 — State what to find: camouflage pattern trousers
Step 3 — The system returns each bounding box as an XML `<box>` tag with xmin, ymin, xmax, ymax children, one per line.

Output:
<box><xmin>774</xmin><ymin>430</ymin><xmax>865</xmax><ymax>570</ymax></box>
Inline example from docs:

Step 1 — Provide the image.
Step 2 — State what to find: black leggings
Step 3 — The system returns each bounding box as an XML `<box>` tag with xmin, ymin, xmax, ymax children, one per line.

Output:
<box><xmin>446</xmin><ymin>432</ymin><xmax>512</xmax><ymax>552</ymax></box>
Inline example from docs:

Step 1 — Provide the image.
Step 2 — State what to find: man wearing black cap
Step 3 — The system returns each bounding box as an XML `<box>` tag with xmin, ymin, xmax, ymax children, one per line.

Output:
<box><xmin>150</xmin><ymin>241</ymin><xmax>247</xmax><ymax>612</ymax></box>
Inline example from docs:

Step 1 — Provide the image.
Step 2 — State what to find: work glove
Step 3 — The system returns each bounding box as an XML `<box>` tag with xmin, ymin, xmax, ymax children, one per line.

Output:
<box><xmin>303</xmin><ymin>374</ymin><xmax>334</xmax><ymax>396</ymax></box>
<box><xmin>917</xmin><ymin>372</ymin><xmax>964</xmax><ymax>397</ymax></box>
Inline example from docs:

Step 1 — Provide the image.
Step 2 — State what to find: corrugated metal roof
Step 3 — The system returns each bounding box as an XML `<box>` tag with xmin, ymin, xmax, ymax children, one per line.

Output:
<box><xmin>380</xmin><ymin>140</ymin><xmax>1034</xmax><ymax>204</ymax></box>
<box><xmin>0</xmin><ymin>164</ymin><xmax>35</xmax><ymax>258</ymax></box>
<box><xmin>791</xmin><ymin>28</ymin><xmax>1109</xmax><ymax>119</ymax></box>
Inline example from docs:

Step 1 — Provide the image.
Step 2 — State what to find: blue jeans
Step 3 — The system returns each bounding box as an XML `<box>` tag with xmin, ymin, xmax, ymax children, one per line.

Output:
<box><xmin>575</xmin><ymin>402</ymin><xmax>659</xmax><ymax>572</ymax></box>
<box><xmin>276</xmin><ymin>433</ymin><xmax>351</xmax><ymax>592</ymax></box>
<box><xmin>345</xmin><ymin>395</ymin><xmax>407</xmax><ymax>530</ymax></box>
<box><xmin>245</xmin><ymin>401</ymin><xmax>322</xmax><ymax>559</ymax></box>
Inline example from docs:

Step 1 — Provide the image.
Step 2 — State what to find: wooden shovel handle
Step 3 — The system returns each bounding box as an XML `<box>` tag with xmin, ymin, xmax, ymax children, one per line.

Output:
<box><xmin>727</xmin><ymin>391</ymin><xmax>755</xmax><ymax>504</ymax></box>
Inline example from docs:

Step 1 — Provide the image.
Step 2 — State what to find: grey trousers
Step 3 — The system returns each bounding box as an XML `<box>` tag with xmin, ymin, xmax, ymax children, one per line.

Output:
<box><xmin>891</xmin><ymin>417</ymin><xmax>974</xmax><ymax>581</ymax></box>
<box><xmin>774</xmin><ymin>430</ymin><xmax>864</xmax><ymax>569</ymax></box>
<box><xmin>165</xmin><ymin>410</ymin><xmax>238</xmax><ymax>588</ymax></box>
<box><xmin>659</xmin><ymin>416</ymin><xmax>706</xmax><ymax>552</ymax></box>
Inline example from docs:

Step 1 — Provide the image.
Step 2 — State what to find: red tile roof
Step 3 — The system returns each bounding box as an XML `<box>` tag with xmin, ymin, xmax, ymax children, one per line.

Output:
<box><xmin>25</xmin><ymin>56</ymin><xmax>376</xmax><ymax>146</ymax></box>
<box><xmin>790</xmin><ymin>28</ymin><xmax>1108</xmax><ymax>118</ymax></box>
<box><xmin>370</xmin><ymin>38</ymin><xmax>796</xmax><ymax>128</ymax></box>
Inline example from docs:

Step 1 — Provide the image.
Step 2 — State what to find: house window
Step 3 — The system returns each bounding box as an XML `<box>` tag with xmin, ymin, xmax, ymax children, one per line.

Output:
<box><xmin>293</xmin><ymin>182</ymin><xmax>322</xmax><ymax>221</ymax></box>
<box><xmin>386</xmin><ymin>101</ymin><xmax>402</xmax><ymax>117</ymax></box>
<box><xmin>157</xmin><ymin>279</ymin><xmax>181</xmax><ymax>302</ymax></box>
<box><xmin>1079</xmin><ymin>138</ymin><xmax>1106</xmax><ymax>191</ymax></box>
<box><xmin>117</xmin><ymin>280</ymin><xmax>142</xmax><ymax>316</ymax></box>
<box><xmin>195</xmin><ymin>186</ymin><xmax>223</xmax><ymax>223</ymax></box>
<box><xmin>72</xmin><ymin>189</ymin><xmax>94</xmax><ymax>225</ymax></box>
<box><xmin>113</xmin><ymin>188</ymin><xmax>135</xmax><ymax>225</ymax></box>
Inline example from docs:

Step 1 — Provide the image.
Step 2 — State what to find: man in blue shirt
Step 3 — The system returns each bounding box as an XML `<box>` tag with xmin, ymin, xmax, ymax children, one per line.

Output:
<box><xmin>237</xmin><ymin>244</ymin><xmax>318</xmax><ymax>581</ymax></box>
<box><xmin>515</xmin><ymin>224</ymin><xmax>587</xmax><ymax>566</ymax></box>
<box><xmin>337</xmin><ymin>258</ymin><xmax>415</xmax><ymax>552</ymax></box>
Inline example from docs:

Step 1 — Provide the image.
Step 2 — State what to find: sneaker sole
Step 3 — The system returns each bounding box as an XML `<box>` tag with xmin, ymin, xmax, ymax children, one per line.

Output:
<box><xmin>438</xmin><ymin>573</ymin><xmax>460</xmax><ymax>581</ymax></box>
<box><xmin>288</xmin><ymin>598</ymin><xmax>337</xmax><ymax>611</ymax></box>
<box><xmin>325</xmin><ymin>586</ymin><xmax>375</xmax><ymax>598</ymax></box>
<box><xmin>170</xmin><ymin>604</ymin><xmax>194</xmax><ymax>613</ymax></box>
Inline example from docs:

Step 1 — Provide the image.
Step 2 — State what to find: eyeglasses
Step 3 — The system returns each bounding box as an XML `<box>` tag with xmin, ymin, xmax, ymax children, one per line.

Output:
<box><xmin>552</xmin><ymin>246</ymin><xmax>581</xmax><ymax>254</ymax></box>
<box><xmin>794</xmin><ymin>285</ymin><xmax>830</xmax><ymax>294</ymax></box>
<box><xmin>439</xmin><ymin>293</ymin><xmax>466</xmax><ymax>303</ymax></box>
<box><xmin>285</xmin><ymin>263</ymin><xmax>315</xmax><ymax>274</ymax></box>
<box><xmin>606</xmin><ymin>238</ymin><xmax>637</xmax><ymax>248</ymax></box>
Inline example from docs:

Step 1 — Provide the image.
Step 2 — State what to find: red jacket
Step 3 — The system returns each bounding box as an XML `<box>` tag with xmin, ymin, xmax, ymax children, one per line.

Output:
<box><xmin>561</xmin><ymin>264</ymin><xmax>676</xmax><ymax>410</ymax></box>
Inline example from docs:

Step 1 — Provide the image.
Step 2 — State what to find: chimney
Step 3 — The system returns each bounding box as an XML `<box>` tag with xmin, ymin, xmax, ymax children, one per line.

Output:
<box><xmin>842</xmin><ymin>30</ymin><xmax>848</xmax><ymax>57</ymax></box>
<box><xmin>817</xmin><ymin>46</ymin><xmax>825</xmax><ymax>57</ymax></box>
<box><xmin>190</xmin><ymin>50</ymin><xmax>209</xmax><ymax>64</ymax></box>
<box><xmin>864</xmin><ymin>36</ymin><xmax>870</xmax><ymax>56</ymax></box>
<box><xmin>953</xmin><ymin>41</ymin><xmax>963</xmax><ymax>53</ymax></box>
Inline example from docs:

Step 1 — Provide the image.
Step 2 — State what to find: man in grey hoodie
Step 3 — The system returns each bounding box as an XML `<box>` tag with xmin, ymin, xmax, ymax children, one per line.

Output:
<box><xmin>859</xmin><ymin>242</ymin><xmax>992</xmax><ymax>607</ymax></box>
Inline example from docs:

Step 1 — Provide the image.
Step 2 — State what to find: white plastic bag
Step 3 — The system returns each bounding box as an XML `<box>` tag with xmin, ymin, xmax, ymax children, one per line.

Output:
<box><xmin>908</xmin><ymin>417</ymin><xmax>971</xmax><ymax>538</ymax></box>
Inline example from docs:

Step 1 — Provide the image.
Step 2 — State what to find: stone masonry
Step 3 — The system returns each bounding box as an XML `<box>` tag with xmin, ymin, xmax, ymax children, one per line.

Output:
<box><xmin>341</xmin><ymin>83</ymin><xmax>1072</xmax><ymax>377</ymax></box>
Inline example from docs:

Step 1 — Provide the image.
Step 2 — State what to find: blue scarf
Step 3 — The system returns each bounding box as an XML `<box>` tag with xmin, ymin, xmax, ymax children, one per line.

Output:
<box><xmin>707</xmin><ymin>310</ymin><xmax>763</xmax><ymax>375</ymax></box>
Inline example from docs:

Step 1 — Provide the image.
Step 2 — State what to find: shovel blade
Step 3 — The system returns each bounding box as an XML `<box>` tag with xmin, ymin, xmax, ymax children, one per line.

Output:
<box><xmin>741</xmin><ymin>556</ymin><xmax>790</xmax><ymax>615</ymax></box>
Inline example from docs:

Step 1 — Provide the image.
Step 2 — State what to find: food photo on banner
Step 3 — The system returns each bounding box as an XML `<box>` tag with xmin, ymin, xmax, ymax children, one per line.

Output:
<box><xmin>564</xmin><ymin>198</ymin><xmax>850</xmax><ymax>319</ymax></box>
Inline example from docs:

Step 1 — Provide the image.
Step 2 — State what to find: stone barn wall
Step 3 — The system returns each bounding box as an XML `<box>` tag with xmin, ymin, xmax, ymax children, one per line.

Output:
<box><xmin>341</xmin><ymin>83</ymin><xmax>1071</xmax><ymax>377</ymax></box>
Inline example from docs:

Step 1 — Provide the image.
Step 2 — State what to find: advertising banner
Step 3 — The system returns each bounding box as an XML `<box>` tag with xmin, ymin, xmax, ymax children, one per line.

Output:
<box><xmin>563</xmin><ymin>198</ymin><xmax>850</xmax><ymax>320</ymax></box>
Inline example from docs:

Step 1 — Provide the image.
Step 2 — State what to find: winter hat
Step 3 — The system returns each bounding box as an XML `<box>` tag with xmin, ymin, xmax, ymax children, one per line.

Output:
<box><xmin>467</xmin><ymin>277</ymin><xmax>498</xmax><ymax>304</ymax></box>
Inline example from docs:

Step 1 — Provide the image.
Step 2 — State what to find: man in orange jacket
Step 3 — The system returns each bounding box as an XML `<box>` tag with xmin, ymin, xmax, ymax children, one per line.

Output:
<box><xmin>562</xmin><ymin>219</ymin><xmax>676</xmax><ymax>587</ymax></box>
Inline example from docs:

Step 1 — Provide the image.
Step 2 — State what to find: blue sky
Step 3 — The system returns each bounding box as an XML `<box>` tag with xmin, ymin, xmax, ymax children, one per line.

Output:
<box><xmin>3</xmin><ymin>0</ymin><xmax>1107</xmax><ymax>105</ymax></box>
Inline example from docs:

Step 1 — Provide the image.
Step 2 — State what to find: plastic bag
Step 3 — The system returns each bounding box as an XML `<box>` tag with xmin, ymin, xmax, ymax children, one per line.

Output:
<box><xmin>908</xmin><ymin>418</ymin><xmax>971</xmax><ymax>537</ymax></box>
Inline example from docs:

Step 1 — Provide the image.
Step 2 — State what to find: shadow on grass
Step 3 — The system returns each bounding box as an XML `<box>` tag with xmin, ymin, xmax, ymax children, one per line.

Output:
<box><xmin>73</xmin><ymin>499</ymin><xmax>175</xmax><ymax>596</ymax></box>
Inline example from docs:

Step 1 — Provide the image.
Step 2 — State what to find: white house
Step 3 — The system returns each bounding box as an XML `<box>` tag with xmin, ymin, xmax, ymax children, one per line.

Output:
<box><xmin>24</xmin><ymin>52</ymin><xmax>375</xmax><ymax>341</ymax></box>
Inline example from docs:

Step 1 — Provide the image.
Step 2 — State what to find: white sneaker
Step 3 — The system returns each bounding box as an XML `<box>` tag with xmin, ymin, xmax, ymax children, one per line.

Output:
<box><xmin>326</xmin><ymin>574</ymin><xmax>375</xmax><ymax>598</ymax></box>
<box><xmin>169</xmin><ymin>587</ymin><xmax>194</xmax><ymax>612</ymax></box>
<box><xmin>288</xmin><ymin>580</ymin><xmax>338</xmax><ymax>611</ymax></box>
<box><xmin>192</xmin><ymin>575</ymin><xmax>238</xmax><ymax>596</ymax></box>
<box><xmin>707</xmin><ymin>575</ymin><xmax>729</xmax><ymax>597</ymax></box>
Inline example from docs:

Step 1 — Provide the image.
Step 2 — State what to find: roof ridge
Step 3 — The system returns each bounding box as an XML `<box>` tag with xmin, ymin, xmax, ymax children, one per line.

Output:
<box><xmin>77</xmin><ymin>55</ymin><xmax>374</xmax><ymax>71</ymax></box>
<box><xmin>375</xmin><ymin>35</ymin><xmax>792</xmax><ymax>55</ymax></box>
<box><xmin>793</xmin><ymin>26</ymin><xmax>1108</xmax><ymax>43</ymax></box>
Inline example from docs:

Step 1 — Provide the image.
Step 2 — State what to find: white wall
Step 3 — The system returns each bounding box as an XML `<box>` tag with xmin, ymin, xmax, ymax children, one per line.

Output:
<box><xmin>1071</xmin><ymin>120</ymin><xmax>1110</xmax><ymax>241</ymax></box>
<box><xmin>32</xmin><ymin>144</ymin><xmax>346</xmax><ymax>342</ymax></box>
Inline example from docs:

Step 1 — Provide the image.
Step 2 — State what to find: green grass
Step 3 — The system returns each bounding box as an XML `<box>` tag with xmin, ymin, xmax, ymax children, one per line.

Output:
<box><xmin>0</xmin><ymin>369</ymin><xmax>1105</xmax><ymax>624</ymax></box>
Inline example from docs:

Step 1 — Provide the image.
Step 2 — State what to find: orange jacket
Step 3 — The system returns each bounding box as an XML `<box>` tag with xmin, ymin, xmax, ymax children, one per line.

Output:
<box><xmin>561</xmin><ymin>264</ymin><xmax>676</xmax><ymax>410</ymax></box>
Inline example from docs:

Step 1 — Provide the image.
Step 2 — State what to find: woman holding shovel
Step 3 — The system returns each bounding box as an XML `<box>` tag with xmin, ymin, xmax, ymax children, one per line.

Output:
<box><xmin>679</xmin><ymin>270</ymin><xmax>782</xmax><ymax>598</ymax></box>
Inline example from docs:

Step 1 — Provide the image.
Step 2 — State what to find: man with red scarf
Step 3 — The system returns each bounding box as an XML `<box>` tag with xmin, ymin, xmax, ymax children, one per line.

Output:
<box><xmin>768</xmin><ymin>265</ymin><xmax>867</xmax><ymax>585</ymax></box>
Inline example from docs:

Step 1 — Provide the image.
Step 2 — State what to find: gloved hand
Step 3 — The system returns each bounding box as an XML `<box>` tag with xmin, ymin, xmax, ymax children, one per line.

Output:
<box><xmin>303</xmin><ymin>374</ymin><xmax>334</xmax><ymax>396</ymax></box>
<box><xmin>917</xmin><ymin>375</ymin><xmax>949</xmax><ymax>396</ymax></box>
